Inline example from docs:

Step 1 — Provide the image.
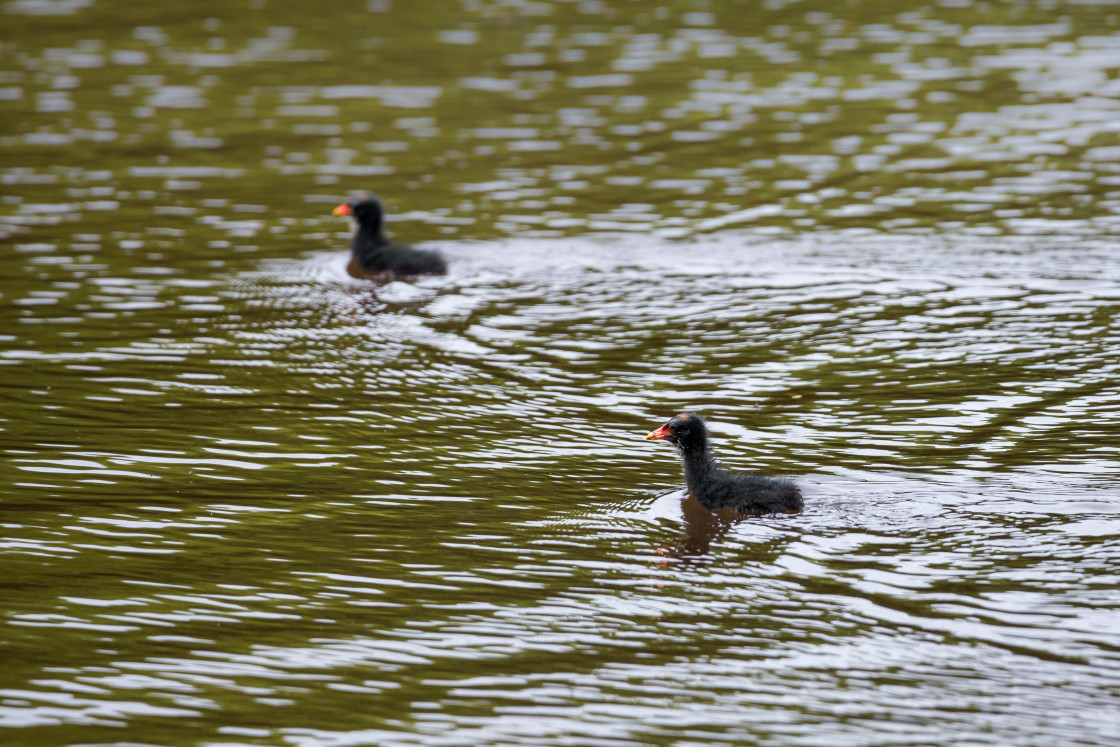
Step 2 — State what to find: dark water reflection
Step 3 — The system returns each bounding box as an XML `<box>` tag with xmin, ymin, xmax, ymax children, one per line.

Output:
<box><xmin>3</xmin><ymin>0</ymin><xmax>1120</xmax><ymax>744</ymax></box>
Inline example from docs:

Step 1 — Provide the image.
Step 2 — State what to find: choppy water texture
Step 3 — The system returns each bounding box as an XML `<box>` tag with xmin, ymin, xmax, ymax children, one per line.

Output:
<box><xmin>2</xmin><ymin>1</ymin><xmax>1120</xmax><ymax>745</ymax></box>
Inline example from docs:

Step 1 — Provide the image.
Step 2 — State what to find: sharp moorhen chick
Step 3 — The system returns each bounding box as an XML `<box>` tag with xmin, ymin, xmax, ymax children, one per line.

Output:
<box><xmin>332</xmin><ymin>194</ymin><xmax>447</xmax><ymax>277</ymax></box>
<box><xmin>646</xmin><ymin>413</ymin><xmax>803</xmax><ymax>514</ymax></box>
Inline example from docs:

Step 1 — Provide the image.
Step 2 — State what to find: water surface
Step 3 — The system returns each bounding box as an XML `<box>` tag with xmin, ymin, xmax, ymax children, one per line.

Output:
<box><xmin>2</xmin><ymin>1</ymin><xmax>1120</xmax><ymax>745</ymax></box>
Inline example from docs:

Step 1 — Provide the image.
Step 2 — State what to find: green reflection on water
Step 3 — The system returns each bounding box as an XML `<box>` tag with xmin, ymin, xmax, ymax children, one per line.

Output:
<box><xmin>2</xmin><ymin>1</ymin><xmax>1120</xmax><ymax>745</ymax></box>
<box><xmin>2</xmin><ymin>0</ymin><xmax>1119</xmax><ymax>243</ymax></box>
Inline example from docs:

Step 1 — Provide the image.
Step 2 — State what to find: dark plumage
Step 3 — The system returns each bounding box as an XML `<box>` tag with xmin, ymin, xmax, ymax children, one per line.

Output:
<box><xmin>332</xmin><ymin>194</ymin><xmax>447</xmax><ymax>277</ymax></box>
<box><xmin>646</xmin><ymin>412</ymin><xmax>803</xmax><ymax>514</ymax></box>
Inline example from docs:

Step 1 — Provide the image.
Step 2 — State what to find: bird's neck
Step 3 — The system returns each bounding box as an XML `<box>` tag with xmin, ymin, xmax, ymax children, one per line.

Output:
<box><xmin>352</xmin><ymin>223</ymin><xmax>390</xmax><ymax>262</ymax></box>
<box><xmin>678</xmin><ymin>438</ymin><xmax>719</xmax><ymax>491</ymax></box>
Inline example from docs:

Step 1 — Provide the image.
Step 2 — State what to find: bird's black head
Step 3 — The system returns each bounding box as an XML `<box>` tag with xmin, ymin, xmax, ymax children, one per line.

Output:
<box><xmin>332</xmin><ymin>193</ymin><xmax>385</xmax><ymax>234</ymax></box>
<box><xmin>646</xmin><ymin>412</ymin><xmax>708</xmax><ymax>451</ymax></box>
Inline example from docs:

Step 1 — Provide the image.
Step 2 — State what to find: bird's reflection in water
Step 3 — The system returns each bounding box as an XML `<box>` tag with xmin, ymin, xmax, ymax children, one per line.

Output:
<box><xmin>655</xmin><ymin>493</ymin><xmax>802</xmax><ymax>563</ymax></box>
<box><xmin>661</xmin><ymin>494</ymin><xmax>749</xmax><ymax>558</ymax></box>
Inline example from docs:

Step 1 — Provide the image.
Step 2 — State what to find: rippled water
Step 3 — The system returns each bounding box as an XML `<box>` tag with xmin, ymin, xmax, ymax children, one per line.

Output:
<box><xmin>4</xmin><ymin>232</ymin><xmax>1119</xmax><ymax>744</ymax></box>
<box><xmin>3</xmin><ymin>0</ymin><xmax>1120</xmax><ymax>745</ymax></box>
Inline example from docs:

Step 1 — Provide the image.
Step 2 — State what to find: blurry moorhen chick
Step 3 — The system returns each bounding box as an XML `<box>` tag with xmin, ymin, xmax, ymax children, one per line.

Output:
<box><xmin>332</xmin><ymin>194</ymin><xmax>447</xmax><ymax>277</ymax></box>
<box><xmin>646</xmin><ymin>413</ymin><xmax>803</xmax><ymax>514</ymax></box>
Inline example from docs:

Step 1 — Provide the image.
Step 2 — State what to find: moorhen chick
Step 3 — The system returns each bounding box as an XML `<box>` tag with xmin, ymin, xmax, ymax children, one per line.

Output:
<box><xmin>332</xmin><ymin>194</ymin><xmax>447</xmax><ymax>277</ymax></box>
<box><xmin>646</xmin><ymin>413</ymin><xmax>803</xmax><ymax>514</ymax></box>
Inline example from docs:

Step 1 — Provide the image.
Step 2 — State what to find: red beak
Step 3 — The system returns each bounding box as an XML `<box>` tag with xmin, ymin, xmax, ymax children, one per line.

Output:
<box><xmin>646</xmin><ymin>424</ymin><xmax>671</xmax><ymax>440</ymax></box>
<box><xmin>332</xmin><ymin>203</ymin><xmax>352</xmax><ymax>216</ymax></box>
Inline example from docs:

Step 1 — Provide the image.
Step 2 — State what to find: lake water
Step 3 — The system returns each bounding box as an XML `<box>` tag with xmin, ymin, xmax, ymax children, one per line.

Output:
<box><xmin>2</xmin><ymin>1</ymin><xmax>1119</xmax><ymax>745</ymax></box>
